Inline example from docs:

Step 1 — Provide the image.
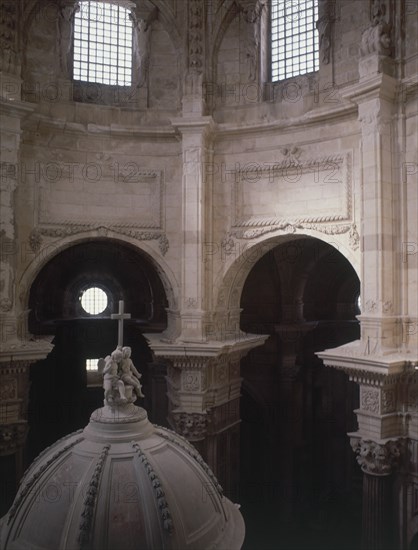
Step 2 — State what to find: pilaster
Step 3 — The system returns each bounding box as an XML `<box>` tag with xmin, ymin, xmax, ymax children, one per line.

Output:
<box><xmin>171</xmin><ymin>116</ymin><xmax>216</xmax><ymax>342</ymax></box>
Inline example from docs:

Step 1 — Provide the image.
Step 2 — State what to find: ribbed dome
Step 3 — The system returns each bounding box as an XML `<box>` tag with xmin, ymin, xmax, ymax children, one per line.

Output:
<box><xmin>0</xmin><ymin>403</ymin><xmax>245</xmax><ymax>550</ymax></box>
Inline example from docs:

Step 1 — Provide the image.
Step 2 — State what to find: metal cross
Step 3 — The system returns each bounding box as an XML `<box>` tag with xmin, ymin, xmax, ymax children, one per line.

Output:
<box><xmin>111</xmin><ymin>300</ymin><xmax>131</xmax><ymax>348</ymax></box>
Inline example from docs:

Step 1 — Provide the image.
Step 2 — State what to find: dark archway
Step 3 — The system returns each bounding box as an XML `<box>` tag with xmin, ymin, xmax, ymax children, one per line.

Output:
<box><xmin>26</xmin><ymin>239</ymin><xmax>168</xmax><ymax>462</ymax></box>
<box><xmin>239</xmin><ymin>237</ymin><xmax>362</xmax><ymax>550</ymax></box>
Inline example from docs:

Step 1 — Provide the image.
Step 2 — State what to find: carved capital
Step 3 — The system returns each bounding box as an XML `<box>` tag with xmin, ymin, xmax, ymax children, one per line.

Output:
<box><xmin>171</xmin><ymin>411</ymin><xmax>207</xmax><ymax>440</ymax></box>
<box><xmin>350</xmin><ymin>437</ymin><xmax>403</xmax><ymax>475</ymax></box>
<box><xmin>0</xmin><ymin>422</ymin><xmax>27</xmax><ymax>456</ymax></box>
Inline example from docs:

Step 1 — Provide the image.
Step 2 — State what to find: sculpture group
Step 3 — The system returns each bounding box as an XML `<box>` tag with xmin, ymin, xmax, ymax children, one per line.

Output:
<box><xmin>99</xmin><ymin>346</ymin><xmax>145</xmax><ymax>407</ymax></box>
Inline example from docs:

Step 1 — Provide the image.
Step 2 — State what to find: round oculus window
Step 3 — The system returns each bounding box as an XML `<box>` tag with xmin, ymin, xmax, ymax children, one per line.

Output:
<box><xmin>80</xmin><ymin>286</ymin><xmax>108</xmax><ymax>315</ymax></box>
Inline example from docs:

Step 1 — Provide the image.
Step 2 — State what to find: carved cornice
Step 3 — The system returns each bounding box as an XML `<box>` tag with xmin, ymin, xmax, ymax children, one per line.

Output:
<box><xmin>317</xmin><ymin>344</ymin><xmax>408</xmax><ymax>387</ymax></box>
<box><xmin>350</xmin><ymin>436</ymin><xmax>404</xmax><ymax>476</ymax></box>
<box><xmin>0</xmin><ymin>338</ymin><xmax>54</xmax><ymax>363</ymax></box>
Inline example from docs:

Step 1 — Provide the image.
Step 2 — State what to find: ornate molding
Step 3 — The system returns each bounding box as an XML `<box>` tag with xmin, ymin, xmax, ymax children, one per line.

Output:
<box><xmin>350</xmin><ymin>437</ymin><xmax>403</xmax><ymax>476</ymax></box>
<box><xmin>78</xmin><ymin>443</ymin><xmax>110</xmax><ymax>547</ymax></box>
<box><xmin>188</xmin><ymin>0</ymin><xmax>204</xmax><ymax>72</ymax></box>
<box><xmin>132</xmin><ymin>442</ymin><xmax>173</xmax><ymax>533</ymax></box>
<box><xmin>361</xmin><ymin>387</ymin><xmax>380</xmax><ymax>413</ymax></box>
<box><xmin>231</xmin><ymin>151</ymin><xmax>353</xmax><ymax>229</ymax></box>
<box><xmin>29</xmin><ymin>226</ymin><xmax>169</xmax><ymax>256</ymax></box>
<box><xmin>223</xmin><ymin>222</ymin><xmax>359</xmax><ymax>250</ymax></box>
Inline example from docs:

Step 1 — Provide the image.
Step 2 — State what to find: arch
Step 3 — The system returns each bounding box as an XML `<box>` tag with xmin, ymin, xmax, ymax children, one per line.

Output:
<box><xmin>19</xmin><ymin>229</ymin><xmax>179</xmax><ymax>322</ymax></box>
<box><xmin>215</xmin><ymin>231</ymin><xmax>360</xmax><ymax>314</ymax></box>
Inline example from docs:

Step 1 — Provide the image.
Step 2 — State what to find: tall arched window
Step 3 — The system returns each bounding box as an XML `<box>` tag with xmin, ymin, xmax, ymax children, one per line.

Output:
<box><xmin>73</xmin><ymin>1</ymin><xmax>133</xmax><ymax>86</ymax></box>
<box><xmin>271</xmin><ymin>0</ymin><xmax>319</xmax><ymax>81</ymax></box>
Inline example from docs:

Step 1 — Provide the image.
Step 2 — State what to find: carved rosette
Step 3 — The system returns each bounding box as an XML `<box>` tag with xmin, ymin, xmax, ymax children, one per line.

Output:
<box><xmin>171</xmin><ymin>412</ymin><xmax>207</xmax><ymax>440</ymax></box>
<box><xmin>350</xmin><ymin>437</ymin><xmax>403</xmax><ymax>476</ymax></box>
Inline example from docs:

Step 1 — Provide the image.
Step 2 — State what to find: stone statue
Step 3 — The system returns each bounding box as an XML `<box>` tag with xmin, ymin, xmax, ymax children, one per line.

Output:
<box><xmin>360</xmin><ymin>0</ymin><xmax>391</xmax><ymax>57</ymax></box>
<box><xmin>57</xmin><ymin>1</ymin><xmax>80</xmax><ymax>77</ymax></box>
<box><xmin>316</xmin><ymin>0</ymin><xmax>333</xmax><ymax>65</ymax></box>
<box><xmin>239</xmin><ymin>1</ymin><xmax>264</xmax><ymax>82</ymax></box>
<box><xmin>101</xmin><ymin>349</ymin><xmax>127</xmax><ymax>406</ymax></box>
<box><xmin>120</xmin><ymin>346</ymin><xmax>145</xmax><ymax>399</ymax></box>
<box><xmin>99</xmin><ymin>345</ymin><xmax>145</xmax><ymax>408</ymax></box>
<box><xmin>130</xmin><ymin>7</ymin><xmax>157</xmax><ymax>88</ymax></box>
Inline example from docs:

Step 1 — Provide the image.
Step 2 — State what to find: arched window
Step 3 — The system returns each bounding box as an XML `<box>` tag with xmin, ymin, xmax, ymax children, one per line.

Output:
<box><xmin>271</xmin><ymin>0</ymin><xmax>319</xmax><ymax>81</ymax></box>
<box><xmin>73</xmin><ymin>1</ymin><xmax>133</xmax><ymax>86</ymax></box>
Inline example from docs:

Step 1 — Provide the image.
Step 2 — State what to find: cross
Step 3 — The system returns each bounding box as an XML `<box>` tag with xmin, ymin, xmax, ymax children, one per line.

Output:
<box><xmin>111</xmin><ymin>300</ymin><xmax>131</xmax><ymax>348</ymax></box>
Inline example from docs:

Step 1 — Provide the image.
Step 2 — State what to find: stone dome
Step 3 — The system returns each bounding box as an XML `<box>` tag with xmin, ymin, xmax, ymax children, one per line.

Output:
<box><xmin>0</xmin><ymin>403</ymin><xmax>245</xmax><ymax>549</ymax></box>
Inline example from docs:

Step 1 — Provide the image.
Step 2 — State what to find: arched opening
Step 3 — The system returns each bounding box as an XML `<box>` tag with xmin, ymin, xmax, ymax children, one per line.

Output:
<box><xmin>238</xmin><ymin>237</ymin><xmax>362</xmax><ymax>550</ymax></box>
<box><xmin>26</xmin><ymin>239</ymin><xmax>168</xmax><ymax>462</ymax></box>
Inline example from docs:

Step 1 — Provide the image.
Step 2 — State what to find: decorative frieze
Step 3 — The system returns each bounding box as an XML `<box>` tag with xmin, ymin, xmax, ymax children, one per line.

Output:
<box><xmin>29</xmin><ymin>226</ymin><xmax>169</xmax><ymax>256</ymax></box>
<box><xmin>350</xmin><ymin>437</ymin><xmax>403</xmax><ymax>475</ymax></box>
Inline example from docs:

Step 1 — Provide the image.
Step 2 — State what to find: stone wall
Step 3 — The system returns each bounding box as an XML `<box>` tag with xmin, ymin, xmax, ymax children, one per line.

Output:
<box><xmin>0</xmin><ymin>0</ymin><xmax>417</xmax><ymax>545</ymax></box>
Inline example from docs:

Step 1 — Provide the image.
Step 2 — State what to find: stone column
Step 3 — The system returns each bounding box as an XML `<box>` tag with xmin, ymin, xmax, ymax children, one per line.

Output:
<box><xmin>274</xmin><ymin>322</ymin><xmax>316</xmax><ymax>522</ymax></box>
<box><xmin>144</xmin><ymin>337</ymin><xmax>267</xmax><ymax>498</ymax></box>
<box><xmin>350</xmin><ymin>437</ymin><xmax>403</xmax><ymax>550</ymax></box>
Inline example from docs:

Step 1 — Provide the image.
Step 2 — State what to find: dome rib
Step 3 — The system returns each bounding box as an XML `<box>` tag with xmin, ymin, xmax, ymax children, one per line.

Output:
<box><xmin>155</xmin><ymin>426</ymin><xmax>224</xmax><ymax>498</ymax></box>
<box><xmin>78</xmin><ymin>443</ymin><xmax>111</xmax><ymax>549</ymax></box>
<box><xmin>7</xmin><ymin>431</ymin><xmax>85</xmax><ymax>527</ymax></box>
<box><xmin>131</xmin><ymin>441</ymin><xmax>174</xmax><ymax>534</ymax></box>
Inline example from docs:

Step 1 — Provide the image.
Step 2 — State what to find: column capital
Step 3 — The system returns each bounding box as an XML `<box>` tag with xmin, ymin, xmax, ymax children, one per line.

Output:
<box><xmin>171</xmin><ymin>411</ymin><xmax>207</xmax><ymax>441</ymax></box>
<box><xmin>350</xmin><ymin>436</ymin><xmax>404</xmax><ymax>476</ymax></box>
